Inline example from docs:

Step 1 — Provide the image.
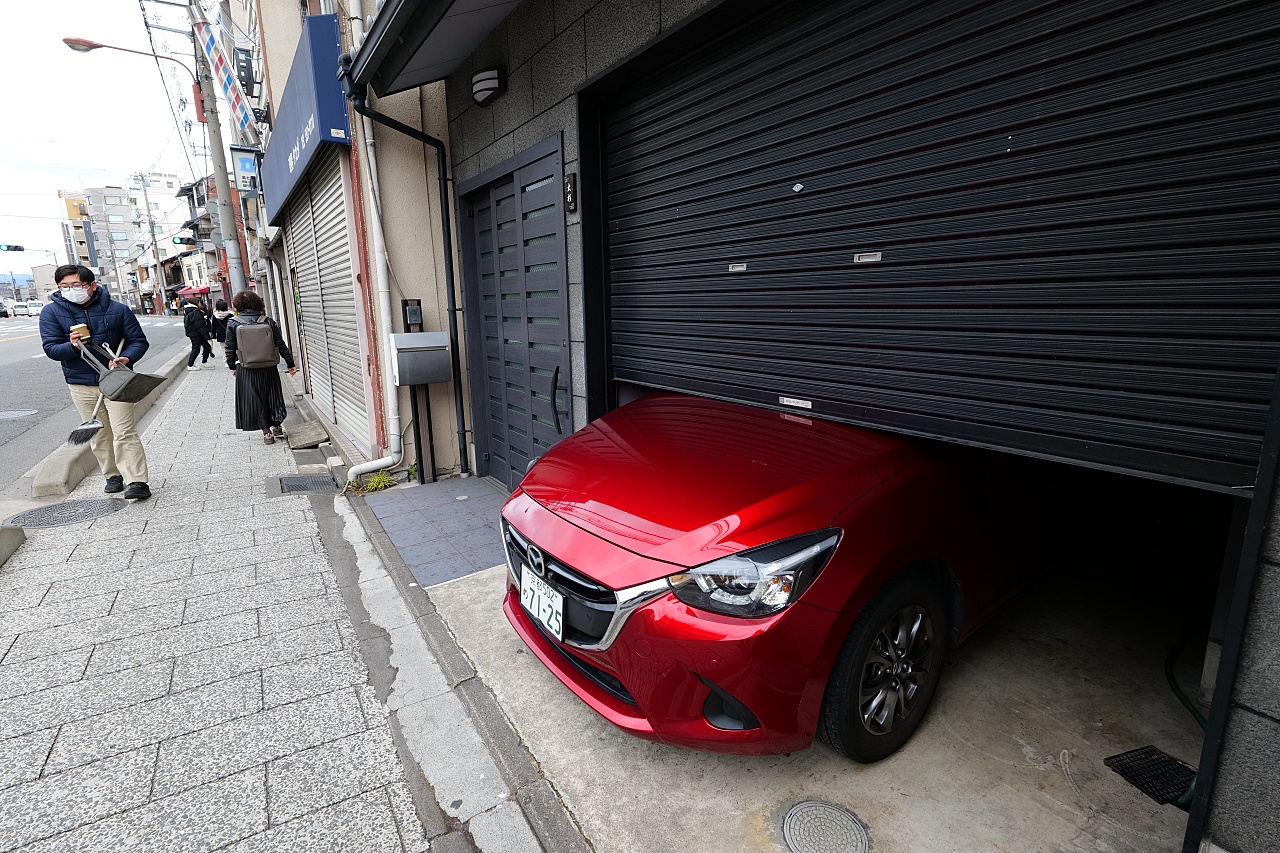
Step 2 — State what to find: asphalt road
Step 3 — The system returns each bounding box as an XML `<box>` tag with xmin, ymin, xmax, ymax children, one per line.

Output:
<box><xmin>0</xmin><ymin>312</ymin><xmax>189</xmax><ymax>488</ymax></box>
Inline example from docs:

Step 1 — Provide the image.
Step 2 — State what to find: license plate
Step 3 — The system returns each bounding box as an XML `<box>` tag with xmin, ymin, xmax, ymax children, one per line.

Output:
<box><xmin>520</xmin><ymin>567</ymin><xmax>564</xmax><ymax>641</ymax></box>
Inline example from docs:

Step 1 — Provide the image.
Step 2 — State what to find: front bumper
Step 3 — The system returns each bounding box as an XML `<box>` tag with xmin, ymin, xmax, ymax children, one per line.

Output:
<box><xmin>501</xmin><ymin>492</ymin><xmax>839</xmax><ymax>755</ymax></box>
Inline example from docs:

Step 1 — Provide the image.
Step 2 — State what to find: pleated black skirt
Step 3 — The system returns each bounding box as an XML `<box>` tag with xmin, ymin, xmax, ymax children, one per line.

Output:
<box><xmin>234</xmin><ymin>367</ymin><xmax>288</xmax><ymax>431</ymax></box>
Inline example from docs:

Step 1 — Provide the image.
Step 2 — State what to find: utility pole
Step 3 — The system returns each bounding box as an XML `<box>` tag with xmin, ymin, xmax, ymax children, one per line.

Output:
<box><xmin>134</xmin><ymin>174</ymin><xmax>166</xmax><ymax>313</ymax></box>
<box><xmin>187</xmin><ymin>4</ymin><xmax>247</xmax><ymax>296</ymax></box>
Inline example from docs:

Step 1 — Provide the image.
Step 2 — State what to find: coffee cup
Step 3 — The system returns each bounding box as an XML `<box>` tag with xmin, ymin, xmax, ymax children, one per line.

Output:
<box><xmin>70</xmin><ymin>323</ymin><xmax>90</xmax><ymax>342</ymax></box>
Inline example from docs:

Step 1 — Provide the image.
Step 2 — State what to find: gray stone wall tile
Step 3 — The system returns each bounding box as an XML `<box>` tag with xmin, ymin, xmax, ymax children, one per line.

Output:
<box><xmin>152</xmin><ymin>688</ymin><xmax>366</xmax><ymax>797</ymax></box>
<box><xmin>553</xmin><ymin>0</ymin><xmax>594</xmax><ymax>33</ymax></box>
<box><xmin>183</xmin><ymin>575</ymin><xmax>325</xmax><ymax>624</ymax></box>
<box><xmin>661</xmin><ymin>0</ymin><xmax>720</xmax><ymax>30</ymax></box>
<box><xmin>217</xmin><ymin>537</ymin><xmax>322</xmax><ymax>570</ymax></box>
<box><xmin>532</xmin><ymin>20</ymin><xmax>586</xmax><ymax>114</ymax></box>
<box><xmin>513</xmin><ymin>98</ymin><xmax>578</xmax><ymax>162</ymax></box>
<box><xmin>85</xmin><ymin>611</ymin><xmax>259</xmax><ymax>678</ymax></box>
<box><xmin>170</xmin><ymin>622</ymin><xmax>343</xmax><ymax>692</ymax></box>
<box><xmin>1235</xmin><ymin>560</ymin><xmax>1280</xmax><ymax>718</ymax></box>
<box><xmin>22</xmin><ymin>766</ymin><xmax>267</xmax><ymax>853</ymax></box>
<box><xmin>45</xmin><ymin>673</ymin><xmax>263</xmax><ymax>775</ymax></box>
<box><xmin>267</xmin><ymin>727</ymin><xmax>402</xmax><ymax>823</ymax></box>
<box><xmin>4</xmin><ymin>602</ymin><xmax>185</xmax><ymax>666</ymax></box>
<box><xmin>262</xmin><ymin>649</ymin><xmax>368</xmax><ymax>710</ymax></box>
<box><xmin>478</xmin><ymin>134</ymin><xmax>519</xmax><ymax>174</ymax></box>
<box><xmin>1207</xmin><ymin>707</ymin><xmax>1280</xmax><ymax>852</ymax></box>
<box><xmin>0</xmin><ymin>660</ymin><xmax>172</xmax><ymax>741</ymax></box>
<box><xmin>508</xmin><ymin>0</ymin><xmax>556</xmax><ymax>69</ymax></box>
<box><xmin>257</xmin><ymin>592</ymin><xmax>346</xmax><ymax>636</ymax></box>
<box><xmin>0</xmin><ymin>746</ymin><xmax>155</xmax><ymax>850</ymax></box>
<box><xmin>0</xmin><ymin>592</ymin><xmax>117</xmax><ymax>636</ymax></box>
<box><xmin>0</xmin><ymin>729</ymin><xmax>57</xmax><ymax>790</ymax></box>
<box><xmin>41</xmin><ymin>557</ymin><xmax>195</xmax><ymax>605</ymax></box>
<box><xmin>387</xmin><ymin>780</ymin><xmax>431</xmax><ymax>852</ymax></box>
<box><xmin>458</xmin><ymin>101</ymin><xmax>497</xmax><ymax>158</ymax></box>
<box><xmin>0</xmin><ymin>648</ymin><xmax>91</xmax><ymax>702</ymax></box>
<box><xmin>220</xmin><ymin>787</ymin><xmax>403</xmax><ymax>853</ymax></box>
<box><xmin>493</xmin><ymin>63</ymin><xmax>536</xmax><ymax>140</ymax></box>
<box><xmin>585</xmin><ymin>0</ymin><xmax>661</xmax><ymax>78</ymax></box>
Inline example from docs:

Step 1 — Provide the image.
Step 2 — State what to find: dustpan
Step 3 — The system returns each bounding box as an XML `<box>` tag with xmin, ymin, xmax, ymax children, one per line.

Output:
<box><xmin>80</xmin><ymin>341</ymin><xmax>165</xmax><ymax>403</ymax></box>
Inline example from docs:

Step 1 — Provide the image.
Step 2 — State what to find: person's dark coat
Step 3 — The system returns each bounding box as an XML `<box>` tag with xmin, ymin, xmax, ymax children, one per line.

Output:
<box><xmin>40</xmin><ymin>287</ymin><xmax>149</xmax><ymax>386</ymax></box>
<box><xmin>211</xmin><ymin>308</ymin><xmax>234</xmax><ymax>343</ymax></box>
<box><xmin>183</xmin><ymin>304</ymin><xmax>211</xmax><ymax>339</ymax></box>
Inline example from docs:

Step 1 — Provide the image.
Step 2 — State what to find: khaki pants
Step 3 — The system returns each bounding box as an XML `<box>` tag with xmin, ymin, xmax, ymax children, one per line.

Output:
<box><xmin>68</xmin><ymin>383</ymin><xmax>149</xmax><ymax>485</ymax></box>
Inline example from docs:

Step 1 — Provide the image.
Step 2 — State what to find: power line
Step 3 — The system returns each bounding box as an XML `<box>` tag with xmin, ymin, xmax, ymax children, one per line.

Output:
<box><xmin>137</xmin><ymin>0</ymin><xmax>197</xmax><ymax>182</ymax></box>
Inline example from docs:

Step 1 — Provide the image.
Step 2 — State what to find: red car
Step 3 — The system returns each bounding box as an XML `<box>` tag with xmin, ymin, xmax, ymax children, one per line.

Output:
<box><xmin>501</xmin><ymin>392</ymin><xmax>1022</xmax><ymax>759</ymax></box>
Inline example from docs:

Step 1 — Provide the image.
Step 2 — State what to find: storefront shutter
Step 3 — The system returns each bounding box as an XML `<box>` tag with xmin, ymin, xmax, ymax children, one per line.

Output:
<box><xmin>601</xmin><ymin>0</ymin><xmax>1280</xmax><ymax>492</ymax></box>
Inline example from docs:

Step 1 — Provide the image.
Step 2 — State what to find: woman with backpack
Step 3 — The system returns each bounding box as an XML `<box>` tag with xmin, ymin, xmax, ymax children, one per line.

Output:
<box><xmin>225</xmin><ymin>290</ymin><xmax>297</xmax><ymax>445</ymax></box>
<box><xmin>182</xmin><ymin>299</ymin><xmax>213</xmax><ymax>370</ymax></box>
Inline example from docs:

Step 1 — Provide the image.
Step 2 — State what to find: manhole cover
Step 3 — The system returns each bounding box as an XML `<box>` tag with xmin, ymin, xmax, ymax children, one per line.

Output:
<box><xmin>279</xmin><ymin>475</ymin><xmax>338</xmax><ymax>493</ymax></box>
<box><xmin>0</xmin><ymin>410</ymin><xmax>37</xmax><ymax>420</ymax></box>
<box><xmin>783</xmin><ymin>802</ymin><xmax>869</xmax><ymax>853</ymax></box>
<box><xmin>6</xmin><ymin>499</ymin><xmax>128</xmax><ymax>528</ymax></box>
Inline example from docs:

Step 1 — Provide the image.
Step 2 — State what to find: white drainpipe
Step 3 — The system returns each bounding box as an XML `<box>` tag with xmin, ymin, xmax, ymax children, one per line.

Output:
<box><xmin>344</xmin><ymin>1</ymin><xmax>401</xmax><ymax>485</ymax></box>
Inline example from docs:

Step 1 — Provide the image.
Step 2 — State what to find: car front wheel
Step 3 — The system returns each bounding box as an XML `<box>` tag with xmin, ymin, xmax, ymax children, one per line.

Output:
<box><xmin>819</xmin><ymin>568</ymin><xmax>948</xmax><ymax>762</ymax></box>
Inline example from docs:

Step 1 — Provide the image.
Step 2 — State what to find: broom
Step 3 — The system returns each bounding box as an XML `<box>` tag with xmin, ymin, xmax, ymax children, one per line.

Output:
<box><xmin>68</xmin><ymin>341</ymin><xmax>122</xmax><ymax>445</ymax></box>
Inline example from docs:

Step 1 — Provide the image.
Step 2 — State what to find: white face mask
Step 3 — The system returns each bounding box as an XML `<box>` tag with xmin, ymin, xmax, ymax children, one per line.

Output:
<box><xmin>63</xmin><ymin>286</ymin><xmax>91</xmax><ymax>305</ymax></box>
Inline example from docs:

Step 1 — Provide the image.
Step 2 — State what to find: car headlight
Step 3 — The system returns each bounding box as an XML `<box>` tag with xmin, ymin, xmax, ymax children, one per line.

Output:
<box><xmin>667</xmin><ymin>529</ymin><xmax>841</xmax><ymax>618</ymax></box>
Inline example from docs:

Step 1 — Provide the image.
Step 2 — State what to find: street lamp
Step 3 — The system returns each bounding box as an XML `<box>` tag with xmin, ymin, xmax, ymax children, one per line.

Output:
<box><xmin>63</xmin><ymin>34</ymin><xmax>248</xmax><ymax>296</ymax></box>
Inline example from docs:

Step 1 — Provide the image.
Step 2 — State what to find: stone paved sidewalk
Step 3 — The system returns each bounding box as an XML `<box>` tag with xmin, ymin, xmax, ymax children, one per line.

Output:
<box><xmin>0</xmin><ymin>366</ymin><xmax>428</xmax><ymax>852</ymax></box>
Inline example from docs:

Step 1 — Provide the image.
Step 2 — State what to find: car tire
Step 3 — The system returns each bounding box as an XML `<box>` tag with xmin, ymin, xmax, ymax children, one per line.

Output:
<box><xmin>818</xmin><ymin>567</ymin><xmax>949</xmax><ymax>762</ymax></box>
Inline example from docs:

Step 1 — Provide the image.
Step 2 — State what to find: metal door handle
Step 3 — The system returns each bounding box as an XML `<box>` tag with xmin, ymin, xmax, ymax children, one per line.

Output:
<box><xmin>551</xmin><ymin>364</ymin><xmax>562</xmax><ymax>435</ymax></box>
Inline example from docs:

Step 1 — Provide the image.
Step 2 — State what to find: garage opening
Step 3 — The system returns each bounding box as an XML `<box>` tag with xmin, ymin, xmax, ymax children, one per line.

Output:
<box><xmin>876</xmin><ymin>438</ymin><xmax>1238</xmax><ymax>847</ymax></box>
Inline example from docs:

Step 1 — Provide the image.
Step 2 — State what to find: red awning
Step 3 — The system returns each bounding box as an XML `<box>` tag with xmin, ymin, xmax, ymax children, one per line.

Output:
<box><xmin>176</xmin><ymin>286</ymin><xmax>210</xmax><ymax>295</ymax></box>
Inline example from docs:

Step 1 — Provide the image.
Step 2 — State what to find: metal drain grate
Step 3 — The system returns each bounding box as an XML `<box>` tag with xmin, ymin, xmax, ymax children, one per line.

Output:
<box><xmin>783</xmin><ymin>802</ymin><xmax>869</xmax><ymax>853</ymax></box>
<box><xmin>6</xmin><ymin>499</ymin><xmax>128</xmax><ymax>528</ymax></box>
<box><xmin>279</xmin><ymin>475</ymin><xmax>338</xmax><ymax>494</ymax></box>
<box><xmin>1105</xmin><ymin>745</ymin><xmax>1196</xmax><ymax>807</ymax></box>
<box><xmin>0</xmin><ymin>410</ymin><xmax>37</xmax><ymax>421</ymax></box>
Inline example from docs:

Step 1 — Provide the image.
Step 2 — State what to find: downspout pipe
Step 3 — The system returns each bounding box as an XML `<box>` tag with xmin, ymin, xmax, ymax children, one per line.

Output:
<box><xmin>339</xmin><ymin>10</ymin><xmax>401</xmax><ymax>486</ymax></box>
<box><xmin>338</xmin><ymin>52</ymin><xmax>470</xmax><ymax>478</ymax></box>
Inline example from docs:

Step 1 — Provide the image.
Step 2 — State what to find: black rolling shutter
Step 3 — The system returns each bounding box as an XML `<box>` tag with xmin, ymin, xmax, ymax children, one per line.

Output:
<box><xmin>602</xmin><ymin>0</ymin><xmax>1280</xmax><ymax>491</ymax></box>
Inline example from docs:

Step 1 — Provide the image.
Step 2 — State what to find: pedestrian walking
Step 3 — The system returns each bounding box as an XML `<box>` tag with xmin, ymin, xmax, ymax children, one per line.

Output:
<box><xmin>210</xmin><ymin>299</ymin><xmax>233</xmax><ymax>354</ymax></box>
<box><xmin>39</xmin><ymin>264</ymin><xmax>152</xmax><ymax>500</ymax></box>
<box><xmin>183</xmin><ymin>299</ymin><xmax>214</xmax><ymax>369</ymax></box>
<box><xmin>225</xmin><ymin>290</ymin><xmax>297</xmax><ymax>444</ymax></box>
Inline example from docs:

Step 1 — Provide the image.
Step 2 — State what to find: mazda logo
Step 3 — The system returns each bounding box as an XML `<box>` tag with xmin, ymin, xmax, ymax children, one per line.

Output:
<box><xmin>526</xmin><ymin>544</ymin><xmax>547</xmax><ymax>578</ymax></box>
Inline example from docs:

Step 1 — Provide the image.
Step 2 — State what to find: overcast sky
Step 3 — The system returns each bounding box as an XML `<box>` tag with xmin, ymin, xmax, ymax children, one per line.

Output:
<box><xmin>0</xmin><ymin>0</ymin><xmax>231</xmax><ymax>273</ymax></box>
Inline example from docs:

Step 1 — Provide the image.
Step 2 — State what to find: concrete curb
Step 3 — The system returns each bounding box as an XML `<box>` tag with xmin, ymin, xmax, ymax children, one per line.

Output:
<box><xmin>30</xmin><ymin>349</ymin><xmax>190</xmax><ymax>497</ymax></box>
<box><xmin>0</xmin><ymin>524</ymin><xmax>25</xmax><ymax>568</ymax></box>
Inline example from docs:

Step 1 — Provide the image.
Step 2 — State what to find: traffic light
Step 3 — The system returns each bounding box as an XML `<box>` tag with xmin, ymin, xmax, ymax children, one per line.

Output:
<box><xmin>0</xmin><ymin>244</ymin><xmax>24</xmax><ymax>251</ymax></box>
<box><xmin>173</xmin><ymin>236</ymin><xmax>196</xmax><ymax>245</ymax></box>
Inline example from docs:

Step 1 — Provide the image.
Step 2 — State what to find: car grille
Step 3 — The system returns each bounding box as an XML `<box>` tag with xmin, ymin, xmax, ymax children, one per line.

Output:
<box><xmin>503</xmin><ymin>519</ymin><xmax>618</xmax><ymax>646</ymax></box>
<box><xmin>532</xmin><ymin>621</ymin><xmax>637</xmax><ymax>705</ymax></box>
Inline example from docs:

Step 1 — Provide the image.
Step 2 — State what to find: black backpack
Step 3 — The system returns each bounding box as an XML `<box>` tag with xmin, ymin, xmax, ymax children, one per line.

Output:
<box><xmin>235</xmin><ymin>316</ymin><xmax>280</xmax><ymax>369</ymax></box>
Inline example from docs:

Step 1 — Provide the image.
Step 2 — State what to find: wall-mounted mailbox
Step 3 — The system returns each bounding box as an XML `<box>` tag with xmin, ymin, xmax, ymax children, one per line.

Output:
<box><xmin>390</xmin><ymin>332</ymin><xmax>450</xmax><ymax>386</ymax></box>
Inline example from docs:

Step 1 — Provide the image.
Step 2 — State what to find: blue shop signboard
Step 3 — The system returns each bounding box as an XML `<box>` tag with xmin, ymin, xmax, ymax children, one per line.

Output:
<box><xmin>262</xmin><ymin>14</ymin><xmax>350</xmax><ymax>224</ymax></box>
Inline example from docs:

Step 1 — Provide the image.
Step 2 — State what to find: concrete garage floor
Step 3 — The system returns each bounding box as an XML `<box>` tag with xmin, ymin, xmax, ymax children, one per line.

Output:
<box><xmin>430</xmin><ymin>564</ymin><xmax>1204</xmax><ymax>852</ymax></box>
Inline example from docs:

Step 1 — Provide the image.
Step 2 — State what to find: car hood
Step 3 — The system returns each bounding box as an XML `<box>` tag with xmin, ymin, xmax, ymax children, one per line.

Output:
<box><xmin>517</xmin><ymin>393</ymin><xmax>918</xmax><ymax>576</ymax></box>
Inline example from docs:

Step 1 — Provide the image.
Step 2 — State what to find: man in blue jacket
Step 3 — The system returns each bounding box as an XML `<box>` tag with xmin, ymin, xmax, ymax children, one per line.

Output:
<box><xmin>40</xmin><ymin>265</ymin><xmax>152</xmax><ymax>500</ymax></box>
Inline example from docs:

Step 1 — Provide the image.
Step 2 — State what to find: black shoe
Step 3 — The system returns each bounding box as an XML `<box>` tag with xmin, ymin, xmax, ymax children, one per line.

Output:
<box><xmin>123</xmin><ymin>482</ymin><xmax>151</xmax><ymax>500</ymax></box>
<box><xmin>104</xmin><ymin>475</ymin><xmax>124</xmax><ymax>494</ymax></box>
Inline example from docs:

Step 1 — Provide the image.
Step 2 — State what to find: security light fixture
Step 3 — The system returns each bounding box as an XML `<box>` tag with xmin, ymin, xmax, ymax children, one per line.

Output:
<box><xmin>472</xmin><ymin>67</ymin><xmax>505</xmax><ymax>106</ymax></box>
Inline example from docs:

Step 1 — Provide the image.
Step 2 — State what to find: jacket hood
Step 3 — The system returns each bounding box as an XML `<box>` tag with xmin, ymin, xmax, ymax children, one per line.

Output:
<box><xmin>517</xmin><ymin>393</ymin><xmax>918</xmax><ymax>571</ymax></box>
<box><xmin>214</xmin><ymin>309</ymin><xmax>234</xmax><ymax>319</ymax></box>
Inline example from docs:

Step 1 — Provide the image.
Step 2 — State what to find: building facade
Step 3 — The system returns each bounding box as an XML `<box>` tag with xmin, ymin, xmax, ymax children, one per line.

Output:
<box><xmin>341</xmin><ymin>1</ymin><xmax>1280</xmax><ymax>851</ymax></box>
